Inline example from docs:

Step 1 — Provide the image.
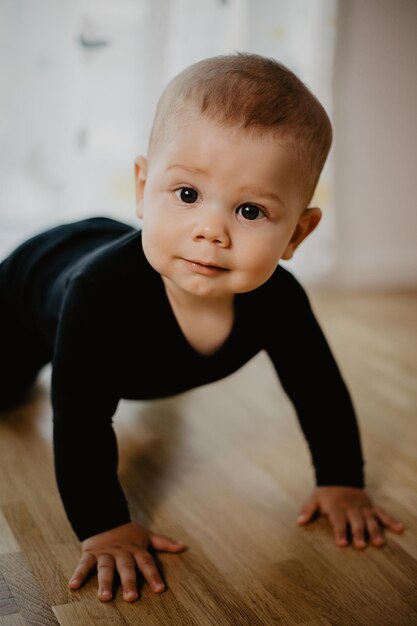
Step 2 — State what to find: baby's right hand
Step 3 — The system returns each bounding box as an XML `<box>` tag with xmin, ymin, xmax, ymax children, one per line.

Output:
<box><xmin>67</xmin><ymin>521</ymin><xmax>187</xmax><ymax>602</ymax></box>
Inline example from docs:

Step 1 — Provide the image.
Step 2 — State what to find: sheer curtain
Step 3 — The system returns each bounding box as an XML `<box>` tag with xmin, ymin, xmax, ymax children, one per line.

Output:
<box><xmin>0</xmin><ymin>0</ymin><xmax>338</xmax><ymax>285</ymax></box>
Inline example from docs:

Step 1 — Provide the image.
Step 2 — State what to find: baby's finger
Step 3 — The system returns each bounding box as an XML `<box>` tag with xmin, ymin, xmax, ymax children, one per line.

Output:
<box><xmin>134</xmin><ymin>549</ymin><xmax>165</xmax><ymax>593</ymax></box>
<box><xmin>97</xmin><ymin>554</ymin><xmax>116</xmax><ymax>602</ymax></box>
<box><xmin>347</xmin><ymin>510</ymin><xmax>367</xmax><ymax>549</ymax></box>
<box><xmin>115</xmin><ymin>555</ymin><xmax>138</xmax><ymax>602</ymax></box>
<box><xmin>373</xmin><ymin>507</ymin><xmax>405</xmax><ymax>532</ymax></box>
<box><xmin>328</xmin><ymin>512</ymin><xmax>349</xmax><ymax>547</ymax></box>
<box><xmin>364</xmin><ymin>511</ymin><xmax>385</xmax><ymax>546</ymax></box>
<box><xmin>68</xmin><ymin>552</ymin><xmax>97</xmax><ymax>589</ymax></box>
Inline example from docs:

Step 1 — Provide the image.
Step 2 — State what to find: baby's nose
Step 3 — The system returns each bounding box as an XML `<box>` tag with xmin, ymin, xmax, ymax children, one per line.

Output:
<box><xmin>191</xmin><ymin>207</ymin><xmax>230</xmax><ymax>245</ymax></box>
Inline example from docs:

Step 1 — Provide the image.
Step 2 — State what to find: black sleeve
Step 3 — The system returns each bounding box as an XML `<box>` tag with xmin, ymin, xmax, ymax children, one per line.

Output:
<box><xmin>51</xmin><ymin>274</ymin><xmax>131</xmax><ymax>541</ymax></box>
<box><xmin>265</xmin><ymin>273</ymin><xmax>366</xmax><ymax>488</ymax></box>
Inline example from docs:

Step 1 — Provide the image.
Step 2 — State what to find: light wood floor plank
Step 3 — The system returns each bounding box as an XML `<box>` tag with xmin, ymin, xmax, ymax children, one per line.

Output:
<box><xmin>0</xmin><ymin>511</ymin><xmax>19</xmax><ymax>555</ymax></box>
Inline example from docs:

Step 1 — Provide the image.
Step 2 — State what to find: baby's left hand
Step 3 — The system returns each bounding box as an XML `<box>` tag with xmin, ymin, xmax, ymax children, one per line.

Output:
<box><xmin>296</xmin><ymin>486</ymin><xmax>405</xmax><ymax>548</ymax></box>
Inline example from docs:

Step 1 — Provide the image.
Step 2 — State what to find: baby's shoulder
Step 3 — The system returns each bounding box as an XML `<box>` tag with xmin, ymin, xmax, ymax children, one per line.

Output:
<box><xmin>244</xmin><ymin>264</ymin><xmax>312</xmax><ymax>329</ymax></box>
<box><xmin>70</xmin><ymin>229</ymin><xmax>146</xmax><ymax>291</ymax></box>
<box><xmin>257</xmin><ymin>264</ymin><xmax>308</xmax><ymax>302</ymax></box>
<box><xmin>64</xmin><ymin>229</ymin><xmax>155</xmax><ymax>322</ymax></box>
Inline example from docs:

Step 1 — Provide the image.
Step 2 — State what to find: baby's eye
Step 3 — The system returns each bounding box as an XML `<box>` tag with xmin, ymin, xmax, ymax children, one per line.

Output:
<box><xmin>237</xmin><ymin>204</ymin><xmax>265</xmax><ymax>221</ymax></box>
<box><xmin>174</xmin><ymin>187</ymin><xmax>198</xmax><ymax>204</ymax></box>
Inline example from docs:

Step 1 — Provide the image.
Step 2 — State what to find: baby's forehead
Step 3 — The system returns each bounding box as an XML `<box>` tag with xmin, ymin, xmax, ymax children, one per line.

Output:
<box><xmin>161</xmin><ymin>108</ymin><xmax>296</xmax><ymax>157</ymax></box>
<box><xmin>148</xmin><ymin>108</ymin><xmax>308</xmax><ymax>195</ymax></box>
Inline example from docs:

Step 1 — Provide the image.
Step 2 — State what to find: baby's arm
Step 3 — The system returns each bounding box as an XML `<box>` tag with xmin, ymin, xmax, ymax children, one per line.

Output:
<box><xmin>51</xmin><ymin>275</ymin><xmax>130</xmax><ymax>539</ymax></box>
<box><xmin>52</xmin><ymin>275</ymin><xmax>186</xmax><ymax>601</ymax></box>
<box><xmin>265</xmin><ymin>273</ymin><xmax>365</xmax><ymax>488</ymax></box>
<box><xmin>265</xmin><ymin>272</ymin><xmax>404</xmax><ymax>547</ymax></box>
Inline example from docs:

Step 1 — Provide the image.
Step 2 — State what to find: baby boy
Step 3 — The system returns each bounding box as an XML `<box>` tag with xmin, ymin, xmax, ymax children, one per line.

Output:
<box><xmin>0</xmin><ymin>52</ymin><xmax>404</xmax><ymax>604</ymax></box>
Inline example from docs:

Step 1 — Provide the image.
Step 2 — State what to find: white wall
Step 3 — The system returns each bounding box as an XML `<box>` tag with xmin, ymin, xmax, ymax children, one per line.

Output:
<box><xmin>0</xmin><ymin>0</ymin><xmax>153</xmax><ymax>258</ymax></box>
<box><xmin>330</xmin><ymin>0</ymin><xmax>417</xmax><ymax>289</ymax></box>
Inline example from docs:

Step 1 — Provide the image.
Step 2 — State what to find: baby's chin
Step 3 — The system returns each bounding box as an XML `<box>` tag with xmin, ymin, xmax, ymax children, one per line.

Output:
<box><xmin>163</xmin><ymin>274</ymin><xmax>233</xmax><ymax>299</ymax></box>
<box><xmin>162</xmin><ymin>270</ymin><xmax>272</xmax><ymax>301</ymax></box>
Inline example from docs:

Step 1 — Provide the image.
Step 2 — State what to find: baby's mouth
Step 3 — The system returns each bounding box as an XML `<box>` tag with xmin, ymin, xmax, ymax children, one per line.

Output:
<box><xmin>183</xmin><ymin>258</ymin><xmax>229</xmax><ymax>273</ymax></box>
<box><xmin>192</xmin><ymin>261</ymin><xmax>227</xmax><ymax>270</ymax></box>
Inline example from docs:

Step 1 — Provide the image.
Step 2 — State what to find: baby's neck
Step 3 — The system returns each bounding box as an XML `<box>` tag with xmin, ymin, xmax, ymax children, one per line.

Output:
<box><xmin>161</xmin><ymin>278</ymin><xmax>236</xmax><ymax>355</ymax></box>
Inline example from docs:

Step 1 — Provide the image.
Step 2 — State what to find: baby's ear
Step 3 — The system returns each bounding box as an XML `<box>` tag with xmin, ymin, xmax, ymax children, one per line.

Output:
<box><xmin>281</xmin><ymin>207</ymin><xmax>322</xmax><ymax>260</ymax></box>
<box><xmin>134</xmin><ymin>155</ymin><xmax>148</xmax><ymax>218</ymax></box>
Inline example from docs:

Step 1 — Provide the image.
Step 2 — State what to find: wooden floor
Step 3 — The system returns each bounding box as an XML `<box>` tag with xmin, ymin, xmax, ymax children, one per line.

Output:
<box><xmin>0</xmin><ymin>288</ymin><xmax>416</xmax><ymax>625</ymax></box>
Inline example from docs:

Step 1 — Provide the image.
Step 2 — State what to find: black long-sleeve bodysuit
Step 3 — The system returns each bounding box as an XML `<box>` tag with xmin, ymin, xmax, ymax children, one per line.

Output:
<box><xmin>0</xmin><ymin>217</ymin><xmax>365</xmax><ymax>541</ymax></box>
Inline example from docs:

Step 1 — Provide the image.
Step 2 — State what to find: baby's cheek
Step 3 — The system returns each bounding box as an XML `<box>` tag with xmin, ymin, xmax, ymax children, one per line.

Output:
<box><xmin>233</xmin><ymin>264</ymin><xmax>275</xmax><ymax>294</ymax></box>
<box><xmin>243</xmin><ymin>248</ymin><xmax>280</xmax><ymax>286</ymax></box>
<box><xmin>141</xmin><ymin>226</ymin><xmax>165</xmax><ymax>270</ymax></box>
<box><xmin>146</xmin><ymin>224</ymin><xmax>178</xmax><ymax>275</ymax></box>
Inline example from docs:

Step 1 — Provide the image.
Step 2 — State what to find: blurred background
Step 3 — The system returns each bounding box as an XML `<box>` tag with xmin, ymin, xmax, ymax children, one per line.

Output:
<box><xmin>0</xmin><ymin>0</ymin><xmax>416</xmax><ymax>289</ymax></box>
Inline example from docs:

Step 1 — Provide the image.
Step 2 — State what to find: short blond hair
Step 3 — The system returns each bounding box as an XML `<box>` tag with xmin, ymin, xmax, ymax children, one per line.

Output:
<box><xmin>147</xmin><ymin>52</ymin><xmax>332</xmax><ymax>207</ymax></box>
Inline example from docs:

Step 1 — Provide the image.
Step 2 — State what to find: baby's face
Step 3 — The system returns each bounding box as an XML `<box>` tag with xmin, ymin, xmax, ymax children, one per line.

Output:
<box><xmin>135</xmin><ymin>112</ymin><xmax>320</xmax><ymax>301</ymax></box>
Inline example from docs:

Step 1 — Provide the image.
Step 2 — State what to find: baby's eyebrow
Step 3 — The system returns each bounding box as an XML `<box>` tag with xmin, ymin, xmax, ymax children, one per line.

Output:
<box><xmin>239</xmin><ymin>186</ymin><xmax>284</xmax><ymax>207</ymax></box>
<box><xmin>166</xmin><ymin>163</ymin><xmax>284</xmax><ymax>207</ymax></box>
<box><xmin>166</xmin><ymin>163</ymin><xmax>208</xmax><ymax>175</ymax></box>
